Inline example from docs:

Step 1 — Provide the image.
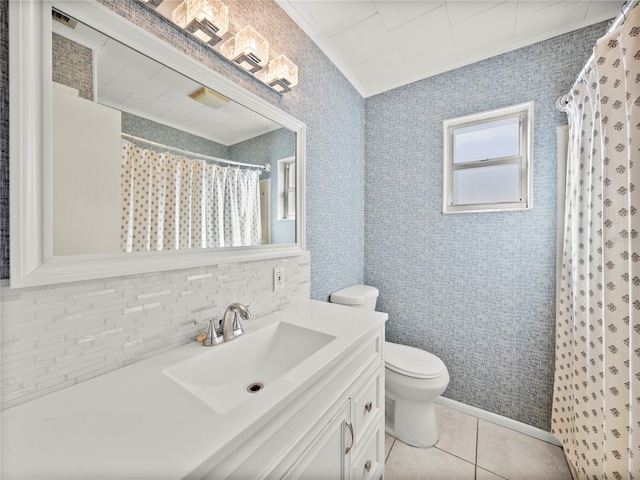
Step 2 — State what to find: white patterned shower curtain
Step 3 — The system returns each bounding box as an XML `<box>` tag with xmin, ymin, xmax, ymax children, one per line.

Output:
<box><xmin>553</xmin><ymin>4</ymin><xmax>640</xmax><ymax>479</ymax></box>
<box><xmin>121</xmin><ymin>141</ymin><xmax>261</xmax><ymax>252</ymax></box>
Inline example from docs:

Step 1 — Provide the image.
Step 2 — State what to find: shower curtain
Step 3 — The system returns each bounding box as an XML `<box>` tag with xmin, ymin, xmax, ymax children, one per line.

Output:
<box><xmin>553</xmin><ymin>4</ymin><xmax>639</xmax><ymax>479</ymax></box>
<box><xmin>121</xmin><ymin>142</ymin><xmax>261</xmax><ymax>252</ymax></box>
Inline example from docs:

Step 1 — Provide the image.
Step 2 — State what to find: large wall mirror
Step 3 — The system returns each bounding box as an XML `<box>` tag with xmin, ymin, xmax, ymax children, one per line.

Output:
<box><xmin>9</xmin><ymin>0</ymin><xmax>306</xmax><ymax>288</ymax></box>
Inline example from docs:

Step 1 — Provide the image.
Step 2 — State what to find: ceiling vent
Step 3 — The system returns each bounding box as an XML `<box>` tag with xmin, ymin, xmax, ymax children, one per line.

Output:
<box><xmin>188</xmin><ymin>86</ymin><xmax>230</xmax><ymax>110</ymax></box>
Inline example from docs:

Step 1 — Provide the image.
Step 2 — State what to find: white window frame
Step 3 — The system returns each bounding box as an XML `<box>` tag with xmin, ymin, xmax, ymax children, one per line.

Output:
<box><xmin>442</xmin><ymin>101</ymin><xmax>534</xmax><ymax>214</ymax></box>
<box><xmin>277</xmin><ymin>157</ymin><xmax>296</xmax><ymax>221</ymax></box>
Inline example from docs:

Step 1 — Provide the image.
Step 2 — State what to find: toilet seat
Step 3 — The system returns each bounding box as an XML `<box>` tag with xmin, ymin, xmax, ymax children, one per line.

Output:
<box><xmin>385</xmin><ymin>342</ymin><xmax>445</xmax><ymax>379</ymax></box>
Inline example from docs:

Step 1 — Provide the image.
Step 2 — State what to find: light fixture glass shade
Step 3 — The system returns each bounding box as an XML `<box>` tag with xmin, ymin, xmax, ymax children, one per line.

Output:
<box><xmin>172</xmin><ymin>0</ymin><xmax>229</xmax><ymax>46</ymax></box>
<box><xmin>258</xmin><ymin>54</ymin><xmax>298</xmax><ymax>93</ymax></box>
<box><xmin>220</xmin><ymin>26</ymin><xmax>269</xmax><ymax>73</ymax></box>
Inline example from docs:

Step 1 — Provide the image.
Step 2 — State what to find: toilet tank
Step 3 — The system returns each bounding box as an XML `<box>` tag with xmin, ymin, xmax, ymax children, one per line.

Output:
<box><xmin>330</xmin><ymin>285</ymin><xmax>379</xmax><ymax>311</ymax></box>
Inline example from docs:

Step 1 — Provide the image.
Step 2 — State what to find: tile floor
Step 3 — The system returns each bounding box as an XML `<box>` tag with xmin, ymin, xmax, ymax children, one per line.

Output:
<box><xmin>384</xmin><ymin>404</ymin><xmax>573</xmax><ymax>480</ymax></box>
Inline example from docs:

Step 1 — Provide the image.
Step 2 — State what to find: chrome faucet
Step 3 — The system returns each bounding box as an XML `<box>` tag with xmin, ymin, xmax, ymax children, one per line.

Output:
<box><xmin>195</xmin><ymin>303</ymin><xmax>252</xmax><ymax>346</ymax></box>
<box><xmin>220</xmin><ymin>303</ymin><xmax>251</xmax><ymax>342</ymax></box>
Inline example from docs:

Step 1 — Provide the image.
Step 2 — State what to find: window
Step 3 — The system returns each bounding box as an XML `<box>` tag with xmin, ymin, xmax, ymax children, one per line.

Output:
<box><xmin>442</xmin><ymin>101</ymin><xmax>533</xmax><ymax>214</ymax></box>
<box><xmin>277</xmin><ymin>157</ymin><xmax>296</xmax><ymax>220</ymax></box>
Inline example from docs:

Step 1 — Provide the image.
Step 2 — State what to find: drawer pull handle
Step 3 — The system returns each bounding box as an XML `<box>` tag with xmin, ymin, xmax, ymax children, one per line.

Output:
<box><xmin>345</xmin><ymin>421</ymin><xmax>354</xmax><ymax>455</ymax></box>
<box><xmin>364</xmin><ymin>460</ymin><xmax>372</xmax><ymax>472</ymax></box>
<box><xmin>364</xmin><ymin>401</ymin><xmax>373</xmax><ymax>413</ymax></box>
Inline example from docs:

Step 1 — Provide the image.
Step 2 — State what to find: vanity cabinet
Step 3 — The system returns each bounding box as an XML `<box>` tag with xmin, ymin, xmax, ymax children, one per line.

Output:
<box><xmin>288</xmin><ymin>369</ymin><xmax>383</xmax><ymax>480</ymax></box>
<box><xmin>200</xmin><ymin>324</ymin><xmax>385</xmax><ymax>480</ymax></box>
<box><xmin>1</xmin><ymin>301</ymin><xmax>387</xmax><ymax>479</ymax></box>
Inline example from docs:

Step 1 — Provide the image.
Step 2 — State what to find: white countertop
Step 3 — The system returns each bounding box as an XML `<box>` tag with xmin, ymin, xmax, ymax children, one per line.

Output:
<box><xmin>1</xmin><ymin>300</ymin><xmax>387</xmax><ymax>479</ymax></box>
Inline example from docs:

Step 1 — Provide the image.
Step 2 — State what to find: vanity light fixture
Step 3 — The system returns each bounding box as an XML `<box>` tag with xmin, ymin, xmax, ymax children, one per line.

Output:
<box><xmin>138</xmin><ymin>0</ymin><xmax>298</xmax><ymax>93</ymax></box>
<box><xmin>189</xmin><ymin>86</ymin><xmax>230</xmax><ymax>109</ymax></box>
<box><xmin>257</xmin><ymin>54</ymin><xmax>299</xmax><ymax>93</ymax></box>
<box><xmin>220</xmin><ymin>26</ymin><xmax>269</xmax><ymax>73</ymax></box>
<box><xmin>172</xmin><ymin>0</ymin><xmax>229</xmax><ymax>46</ymax></box>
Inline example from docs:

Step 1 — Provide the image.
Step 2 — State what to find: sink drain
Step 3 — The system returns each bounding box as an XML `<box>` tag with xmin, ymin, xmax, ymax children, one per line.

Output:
<box><xmin>246</xmin><ymin>382</ymin><xmax>264</xmax><ymax>393</ymax></box>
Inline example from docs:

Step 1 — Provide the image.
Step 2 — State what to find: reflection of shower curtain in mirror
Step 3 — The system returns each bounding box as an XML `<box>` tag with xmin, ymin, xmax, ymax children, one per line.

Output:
<box><xmin>121</xmin><ymin>142</ymin><xmax>261</xmax><ymax>251</ymax></box>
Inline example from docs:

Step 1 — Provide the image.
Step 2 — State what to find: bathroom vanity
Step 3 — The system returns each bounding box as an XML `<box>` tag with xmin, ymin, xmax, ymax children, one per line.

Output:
<box><xmin>1</xmin><ymin>301</ymin><xmax>387</xmax><ymax>479</ymax></box>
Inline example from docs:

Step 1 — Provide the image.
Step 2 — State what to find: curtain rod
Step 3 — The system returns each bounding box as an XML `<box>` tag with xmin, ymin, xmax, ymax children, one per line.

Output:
<box><xmin>121</xmin><ymin>133</ymin><xmax>271</xmax><ymax>173</ymax></box>
<box><xmin>556</xmin><ymin>0</ymin><xmax>637</xmax><ymax>112</ymax></box>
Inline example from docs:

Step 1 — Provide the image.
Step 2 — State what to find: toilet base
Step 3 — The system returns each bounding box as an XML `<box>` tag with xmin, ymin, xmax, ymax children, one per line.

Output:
<box><xmin>385</xmin><ymin>396</ymin><xmax>439</xmax><ymax>448</ymax></box>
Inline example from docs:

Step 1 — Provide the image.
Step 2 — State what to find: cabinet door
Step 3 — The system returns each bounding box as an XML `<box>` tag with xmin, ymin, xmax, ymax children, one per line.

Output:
<box><xmin>285</xmin><ymin>400</ymin><xmax>352</xmax><ymax>480</ymax></box>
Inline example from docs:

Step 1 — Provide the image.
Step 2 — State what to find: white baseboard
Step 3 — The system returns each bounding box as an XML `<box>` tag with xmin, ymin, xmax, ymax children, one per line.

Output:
<box><xmin>434</xmin><ymin>397</ymin><xmax>562</xmax><ymax>447</ymax></box>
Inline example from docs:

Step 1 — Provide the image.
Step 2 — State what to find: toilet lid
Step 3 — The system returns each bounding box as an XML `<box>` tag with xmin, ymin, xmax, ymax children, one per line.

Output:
<box><xmin>385</xmin><ymin>342</ymin><xmax>446</xmax><ymax>379</ymax></box>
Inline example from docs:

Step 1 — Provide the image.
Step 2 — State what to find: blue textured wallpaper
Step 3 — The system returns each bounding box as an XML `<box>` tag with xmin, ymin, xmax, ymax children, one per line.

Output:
<box><xmin>364</xmin><ymin>23</ymin><xmax>607</xmax><ymax>430</ymax></box>
<box><xmin>0</xmin><ymin>0</ymin><xmax>365</xmax><ymax>298</ymax></box>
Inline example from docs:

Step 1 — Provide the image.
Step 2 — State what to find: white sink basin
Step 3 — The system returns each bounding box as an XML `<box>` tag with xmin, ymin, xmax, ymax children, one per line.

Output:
<box><xmin>163</xmin><ymin>321</ymin><xmax>336</xmax><ymax>414</ymax></box>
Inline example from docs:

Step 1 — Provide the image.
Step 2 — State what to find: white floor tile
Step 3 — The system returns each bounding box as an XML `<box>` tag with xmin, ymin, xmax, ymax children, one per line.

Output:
<box><xmin>434</xmin><ymin>403</ymin><xmax>478</xmax><ymax>464</ymax></box>
<box><xmin>476</xmin><ymin>420</ymin><xmax>572</xmax><ymax>480</ymax></box>
<box><xmin>385</xmin><ymin>432</ymin><xmax>395</xmax><ymax>462</ymax></box>
<box><xmin>476</xmin><ymin>466</ymin><xmax>507</xmax><ymax>479</ymax></box>
<box><xmin>384</xmin><ymin>407</ymin><xmax>573</xmax><ymax>480</ymax></box>
<box><xmin>385</xmin><ymin>439</ymin><xmax>476</xmax><ymax>480</ymax></box>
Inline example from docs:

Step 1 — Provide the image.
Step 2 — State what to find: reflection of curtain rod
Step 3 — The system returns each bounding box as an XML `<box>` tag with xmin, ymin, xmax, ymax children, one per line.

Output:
<box><xmin>121</xmin><ymin>133</ymin><xmax>271</xmax><ymax>173</ymax></box>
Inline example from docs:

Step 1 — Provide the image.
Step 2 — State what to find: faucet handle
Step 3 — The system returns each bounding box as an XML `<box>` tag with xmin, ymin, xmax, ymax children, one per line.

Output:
<box><xmin>232</xmin><ymin>311</ymin><xmax>245</xmax><ymax>336</ymax></box>
<box><xmin>205</xmin><ymin>318</ymin><xmax>224</xmax><ymax>346</ymax></box>
<box><xmin>193</xmin><ymin>318</ymin><xmax>224</xmax><ymax>346</ymax></box>
<box><xmin>232</xmin><ymin>303</ymin><xmax>253</xmax><ymax>336</ymax></box>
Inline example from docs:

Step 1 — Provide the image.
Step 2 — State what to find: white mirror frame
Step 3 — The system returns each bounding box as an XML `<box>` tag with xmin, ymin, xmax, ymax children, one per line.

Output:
<box><xmin>9</xmin><ymin>0</ymin><xmax>306</xmax><ymax>288</ymax></box>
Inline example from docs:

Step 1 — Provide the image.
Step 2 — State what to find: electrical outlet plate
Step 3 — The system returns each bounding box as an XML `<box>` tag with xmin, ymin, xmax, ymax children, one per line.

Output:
<box><xmin>274</xmin><ymin>267</ymin><xmax>284</xmax><ymax>291</ymax></box>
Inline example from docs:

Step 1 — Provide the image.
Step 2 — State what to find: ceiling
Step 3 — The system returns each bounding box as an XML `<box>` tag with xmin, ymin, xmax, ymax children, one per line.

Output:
<box><xmin>94</xmin><ymin>38</ymin><xmax>280</xmax><ymax>146</ymax></box>
<box><xmin>53</xmin><ymin>17</ymin><xmax>280</xmax><ymax>147</ymax></box>
<box><xmin>276</xmin><ymin>0</ymin><xmax>623</xmax><ymax>97</ymax></box>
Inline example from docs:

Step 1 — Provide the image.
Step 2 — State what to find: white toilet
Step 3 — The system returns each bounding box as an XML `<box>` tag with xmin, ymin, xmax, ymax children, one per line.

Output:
<box><xmin>330</xmin><ymin>285</ymin><xmax>450</xmax><ymax>448</ymax></box>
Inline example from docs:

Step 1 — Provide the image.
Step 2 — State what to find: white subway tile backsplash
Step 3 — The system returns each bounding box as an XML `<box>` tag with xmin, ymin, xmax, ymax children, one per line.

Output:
<box><xmin>68</xmin><ymin>288</ymin><xmax>117</xmax><ymax>300</ymax></box>
<box><xmin>5</xmin><ymin>358</ymin><xmax>53</xmax><ymax>379</ymax></box>
<box><xmin>143</xmin><ymin>302</ymin><xmax>163</xmax><ymax>311</ymax></box>
<box><xmin>35</xmin><ymin>294</ymin><xmax>67</xmax><ymax>305</ymax></box>
<box><xmin>1</xmin><ymin>340</ymin><xmax>36</xmax><ymax>360</ymax></box>
<box><xmin>0</xmin><ymin>253</ymin><xmax>310</xmax><ymax>409</ymax></box>
<box><xmin>186</xmin><ymin>273</ymin><xmax>213</xmax><ymax>281</ymax></box>
<box><xmin>136</xmin><ymin>289</ymin><xmax>172</xmax><ymax>299</ymax></box>
<box><xmin>33</xmin><ymin>376</ymin><xmax>75</xmax><ymax>393</ymax></box>
<box><xmin>123</xmin><ymin>305</ymin><xmax>145</xmax><ymax>315</ymax></box>
<box><xmin>4</xmin><ymin>387</ymin><xmax>38</xmax><ymax>403</ymax></box>
<box><xmin>77</xmin><ymin>327</ymin><xmax>125</xmax><ymax>344</ymax></box>
<box><xmin>124</xmin><ymin>338</ymin><xmax>144</xmax><ymax>349</ymax></box>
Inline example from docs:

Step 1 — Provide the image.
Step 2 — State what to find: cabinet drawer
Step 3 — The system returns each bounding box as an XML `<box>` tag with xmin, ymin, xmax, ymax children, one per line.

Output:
<box><xmin>353</xmin><ymin>370</ymin><xmax>382</xmax><ymax>445</ymax></box>
<box><xmin>352</xmin><ymin>423</ymin><xmax>382</xmax><ymax>480</ymax></box>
